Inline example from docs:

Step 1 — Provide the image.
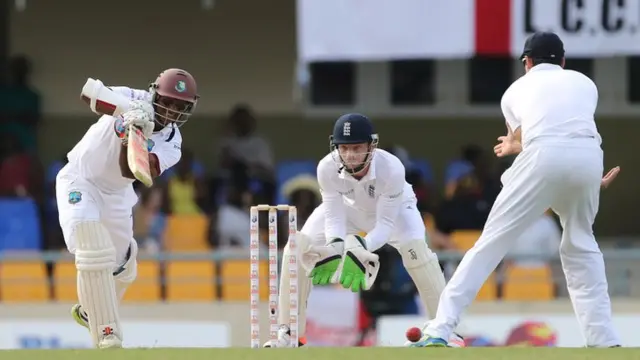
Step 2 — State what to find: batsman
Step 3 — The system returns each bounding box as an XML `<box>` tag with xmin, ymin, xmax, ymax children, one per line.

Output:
<box><xmin>268</xmin><ymin>113</ymin><xmax>458</xmax><ymax>347</ymax></box>
<box><xmin>55</xmin><ymin>69</ymin><xmax>198</xmax><ymax>348</ymax></box>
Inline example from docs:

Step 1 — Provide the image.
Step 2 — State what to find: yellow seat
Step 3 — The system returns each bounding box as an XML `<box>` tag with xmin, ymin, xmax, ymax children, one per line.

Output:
<box><xmin>423</xmin><ymin>213</ymin><xmax>435</xmax><ymax>233</ymax></box>
<box><xmin>503</xmin><ymin>265</ymin><xmax>554</xmax><ymax>301</ymax></box>
<box><xmin>450</xmin><ymin>230</ymin><xmax>481</xmax><ymax>252</ymax></box>
<box><xmin>166</xmin><ymin>260</ymin><xmax>216</xmax><ymax>301</ymax></box>
<box><xmin>475</xmin><ymin>272</ymin><xmax>498</xmax><ymax>301</ymax></box>
<box><xmin>123</xmin><ymin>260</ymin><xmax>161</xmax><ymax>302</ymax></box>
<box><xmin>0</xmin><ymin>260</ymin><xmax>49</xmax><ymax>302</ymax></box>
<box><xmin>53</xmin><ymin>261</ymin><xmax>78</xmax><ymax>302</ymax></box>
<box><xmin>165</xmin><ymin>215</ymin><xmax>210</xmax><ymax>251</ymax></box>
<box><xmin>221</xmin><ymin>259</ymin><xmax>268</xmax><ymax>301</ymax></box>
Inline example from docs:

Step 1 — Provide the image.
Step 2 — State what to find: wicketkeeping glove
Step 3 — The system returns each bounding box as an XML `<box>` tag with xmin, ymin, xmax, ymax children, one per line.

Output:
<box><xmin>308</xmin><ymin>238</ymin><xmax>344</xmax><ymax>286</ymax></box>
<box><xmin>340</xmin><ymin>235</ymin><xmax>380</xmax><ymax>292</ymax></box>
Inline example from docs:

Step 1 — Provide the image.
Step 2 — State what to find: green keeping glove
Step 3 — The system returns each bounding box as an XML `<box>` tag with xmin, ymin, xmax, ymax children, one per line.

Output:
<box><xmin>340</xmin><ymin>235</ymin><xmax>380</xmax><ymax>292</ymax></box>
<box><xmin>309</xmin><ymin>238</ymin><xmax>344</xmax><ymax>286</ymax></box>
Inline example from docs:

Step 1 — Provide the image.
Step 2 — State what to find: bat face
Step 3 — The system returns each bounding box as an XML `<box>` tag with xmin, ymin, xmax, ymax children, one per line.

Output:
<box><xmin>127</xmin><ymin>125</ymin><xmax>153</xmax><ymax>187</ymax></box>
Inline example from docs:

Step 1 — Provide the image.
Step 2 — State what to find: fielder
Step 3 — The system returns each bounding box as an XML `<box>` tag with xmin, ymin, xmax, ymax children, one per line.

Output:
<box><xmin>268</xmin><ymin>113</ymin><xmax>463</xmax><ymax>347</ymax></box>
<box><xmin>416</xmin><ymin>32</ymin><xmax>621</xmax><ymax>348</ymax></box>
<box><xmin>55</xmin><ymin>69</ymin><xmax>198</xmax><ymax>348</ymax></box>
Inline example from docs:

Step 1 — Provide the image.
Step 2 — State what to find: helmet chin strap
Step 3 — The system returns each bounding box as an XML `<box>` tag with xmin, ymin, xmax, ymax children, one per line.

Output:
<box><xmin>342</xmin><ymin>153</ymin><xmax>371</xmax><ymax>175</ymax></box>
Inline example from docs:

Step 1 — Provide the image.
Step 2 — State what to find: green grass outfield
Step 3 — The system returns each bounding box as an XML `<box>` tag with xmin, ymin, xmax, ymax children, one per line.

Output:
<box><xmin>0</xmin><ymin>347</ymin><xmax>638</xmax><ymax>360</ymax></box>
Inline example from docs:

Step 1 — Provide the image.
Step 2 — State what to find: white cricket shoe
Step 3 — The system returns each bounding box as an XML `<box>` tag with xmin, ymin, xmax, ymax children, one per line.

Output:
<box><xmin>98</xmin><ymin>334</ymin><xmax>123</xmax><ymax>349</ymax></box>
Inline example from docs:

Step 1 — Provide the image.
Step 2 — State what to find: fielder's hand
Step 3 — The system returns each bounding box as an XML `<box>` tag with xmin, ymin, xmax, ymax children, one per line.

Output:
<box><xmin>308</xmin><ymin>239</ymin><xmax>344</xmax><ymax>286</ymax></box>
<box><xmin>493</xmin><ymin>135</ymin><xmax>522</xmax><ymax>157</ymax></box>
<box><xmin>601</xmin><ymin>166</ymin><xmax>620</xmax><ymax>189</ymax></box>
<box><xmin>340</xmin><ymin>235</ymin><xmax>379</xmax><ymax>292</ymax></box>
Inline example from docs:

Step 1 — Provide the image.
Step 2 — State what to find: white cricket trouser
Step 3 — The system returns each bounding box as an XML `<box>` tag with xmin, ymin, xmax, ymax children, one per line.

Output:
<box><xmin>56</xmin><ymin>165</ymin><xmax>134</xmax><ymax>265</ymax></box>
<box><xmin>426</xmin><ymin>137</ymin><xmax>620</xmax><ymax>347</ymax></box>
<box><xmin>301</xmin><ymin>199</ymin><xmax>425</xmax><ymax>250</ymax></box>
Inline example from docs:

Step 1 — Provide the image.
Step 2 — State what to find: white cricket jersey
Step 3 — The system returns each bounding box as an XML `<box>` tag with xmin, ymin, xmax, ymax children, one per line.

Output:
<box><xmin>501</xmin><ymin>64</ymin><xmax>601</xmax><ymax>148</ymax></box>
<box><xmin>65</xmin><ymin>86</ymin><xmax>182</xmax><ymax>203</ymax></box>
<box><xmin>316</xmin><ymin>149</ymin><xmax>415</xmax><ymax>247</ymax></box>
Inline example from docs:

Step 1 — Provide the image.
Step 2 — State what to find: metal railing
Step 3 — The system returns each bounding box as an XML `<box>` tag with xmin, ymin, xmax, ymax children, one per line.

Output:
<box><xmin>0</xmin><ymin>248</ymin><xmax>638</xmax><ymax>299</ymax></box>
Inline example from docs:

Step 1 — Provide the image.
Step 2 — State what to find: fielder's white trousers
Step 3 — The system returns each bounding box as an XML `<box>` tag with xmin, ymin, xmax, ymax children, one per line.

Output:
<box><xmin>426</xmin><ymin>137</ymin><xmax>620</xmax><ymax>347</ymax></box>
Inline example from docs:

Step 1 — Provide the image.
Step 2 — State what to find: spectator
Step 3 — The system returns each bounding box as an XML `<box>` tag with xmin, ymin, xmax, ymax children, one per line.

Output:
<box><xmin>386</xmin><ymin>145</ymin><xmax>433</xmax><ymax>212</ymax></box>
<box><xmin>0</xmin><ymin>55</ymin><xmax>41</xmax><ymax>153</ymax></box>
<box><xmin>434</xmin><ymin>173</ymin><xmax>490</xmax><ymax>236</ymax></box>
<box><xmin>281</xmin><ymin>174</ymin><xmax>321</xmax><ymax>228</ymax></box>
<box><xmin>445</xmin><ymin>144</ymin><xmax>500</xmax><ymax>202</ymax></box>
<box><xmin>214</xmin><ymin>184</ymin><xmax>255</xmax><ymax>249</ymax></box>
<box><xmin>163</xmin><ymin>148</ymin><xmax>208</xmax><ymax>215</ymax></box>
<box><xmin>506</xmin><ymin>210</ymin><xmax>561</xmax><ymax>268</ymax></box>
<box><xmin>432</xmin><ymin>173</ymin><xmax>491</xmax><ymax>275</ymax></box>
<box><xmin>217</xmin><ymin>104</ymin><xmax>276</xmax><ymax>204</ymax></box>
<box><xmin>0</xmin><ymin>133</ymin><xmax>43</xmax><ymax>200</ymax></box>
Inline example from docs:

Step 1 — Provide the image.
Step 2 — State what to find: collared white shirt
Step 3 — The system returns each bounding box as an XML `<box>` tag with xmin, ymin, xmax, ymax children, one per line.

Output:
<box><xmin>316</xmin><ymin>149</ymin><xmax>415</xmax><ymax>248</ymax></box>
<box><xmin>501</xmin><ymin>63</ymin><xmax>601</xmax><ymax>148</ymax></box>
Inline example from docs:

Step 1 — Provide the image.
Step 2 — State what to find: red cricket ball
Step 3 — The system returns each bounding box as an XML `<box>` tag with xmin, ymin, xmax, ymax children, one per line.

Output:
<box><xmin>405</xmin><ymin>326</ymin><xmax>423</xmax><ymax>343</ymax></box>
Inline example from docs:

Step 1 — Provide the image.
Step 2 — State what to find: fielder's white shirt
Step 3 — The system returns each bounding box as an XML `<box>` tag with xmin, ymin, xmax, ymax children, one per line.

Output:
<box><xmin>66</xmin><ymin>86</ymin><xmax>182</xmax><ymax>205</ymax></box>
<box><xmin>316</xmin><ymin>149</ymin><xmax>413</xmax><ymax>248</ymax></box>
<box><xmin>501</xmin><ymin>64</ymin><xmax>601</xmax><ymax>148</ymax></box>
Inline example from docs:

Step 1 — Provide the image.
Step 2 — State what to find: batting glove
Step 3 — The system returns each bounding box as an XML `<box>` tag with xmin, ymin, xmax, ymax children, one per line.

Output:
<box><xmin>122</xmin><ymin>107</ymin><xmax>154</xmax><ymax>139</ymax></box>
<box><xmin>128</xmin><ymin>99</ymin><xmax>154</xmax><ymax>114</ymax></box>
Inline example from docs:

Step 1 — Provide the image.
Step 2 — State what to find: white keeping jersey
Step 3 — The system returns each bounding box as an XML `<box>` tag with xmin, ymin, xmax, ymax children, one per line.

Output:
<box><xmin>501</xmin><ymin>63</ymin><xmax>601</xmax><ymax>148</ymax></box>
<box><xmin>316</xmin><ymin>148</ymin><xmax>415</xmax><ymax>246</ymax></box>
<box><xmin>66</xmin><ymin>86</ymin><xmax>182</xmax><ymax>194</ymax></box>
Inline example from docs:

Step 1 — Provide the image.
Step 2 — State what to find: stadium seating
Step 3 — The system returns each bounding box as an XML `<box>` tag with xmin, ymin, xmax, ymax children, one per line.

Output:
<box><xmin>0</xmin><ymin>199</ymin><xmax>42</xmax><ymax>251</ymax></box>
<box><xmin>502</xmin><ymin>265</ymin><xmax>554</xmax><ymax>301</ymax></box>
<box><xmin>476</xmin><ymin>272</ymin><xmax>498</xmax><ymax>301</ymax></box>
<box><xmin>53</xmin><ymin>260</ymin><xmax>77</xmax><ymax>302</ymax></box>
<box><xmin>221</xmin><ymin>259</ymin><xmax>269</xmax><ymax>301</ymax></box>
<box><xmin>0</xmin><ymin>259</ymin><xmax>49</xmax><ymax>302</ymax></box>
<box><xmin>423</xmin><ymin>213</ymin><xmax>435</xmax><ymax>233</ymax></box>
<box><xmin>165</xmin><ymin>260</ymin><xmax>217</xmax><ymax>301</ymax></box>
<box><xmin>123</xmin><ymin>260</ymin><xmax>161</xmax><ymax>302</ymax></box>
<box><xmin>164</xmin><ymin>215</ymin><xmax>210</xmax><ymax>251</ymax></box>
<box><xmin>450</xmin><ymin>230</ymin><xmax>481</xmax><ymax>252</ymax></box>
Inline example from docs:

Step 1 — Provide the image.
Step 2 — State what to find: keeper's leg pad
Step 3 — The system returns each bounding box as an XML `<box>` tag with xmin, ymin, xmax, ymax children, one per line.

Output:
<box><xmin>112</xmin><ymin>239</ymin><xmax>139</xmax><ymax>302</ymax></box>
<box><xmin>278</xmin><ymin>232</ymin><xmax>313</xmax><ymax>338</ymax></box>
<box><xmin>73</xmin><ymin>221</ymin><xmax>122</xmax><ymax>348</ymax></box>
<box><xmin>397</xmin><ymin>239</ymin><xmax>446</xmax><ymax>318</ymax></box>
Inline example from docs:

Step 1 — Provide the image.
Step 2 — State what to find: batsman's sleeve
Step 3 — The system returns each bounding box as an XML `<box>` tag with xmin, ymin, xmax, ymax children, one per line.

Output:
<box><xmin>364</xmin><ymin>161</ymin><xmax>405</xmax><ymax>252</ymax></box>
<box><xmin>151</xmin><ymin>130</ymin><xmax>182</xmax><ymax>175</ymax></box>
<box><xmin>317</xmin><ymin>160</ymin><xmax>347</xmax><ymax>244</ymax></box>
<box><xmin>109</xmin><ymin>86</ymin><xmax>153</xmax><ymax>102</ymax></box>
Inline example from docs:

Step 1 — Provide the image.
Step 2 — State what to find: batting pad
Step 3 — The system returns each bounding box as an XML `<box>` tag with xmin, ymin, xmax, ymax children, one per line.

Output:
<box><xmin>278</xmin><ymin>232</ymin><xmax>313</xmax><ymax>338</ymax></box>
<box><xmin>398</xmin><ymin>239</ymin><xmax>447</xmax><ymax>318</ymax></box>
<box><xmin>73</xmin><ymin>221</ymin><xmax>122</xmax><ymax>347</ymax></box>
<box><xmin>113</xmin><ymin>239</ymin><xmax>139</xmax><ymax>302</ymax></box>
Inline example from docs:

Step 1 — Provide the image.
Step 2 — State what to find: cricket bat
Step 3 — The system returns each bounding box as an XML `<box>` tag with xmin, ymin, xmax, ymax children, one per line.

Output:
<box><xmin>127</xmin><ymin>125</ymin><xmax>153</xmax><ymax>188</ymax></box>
